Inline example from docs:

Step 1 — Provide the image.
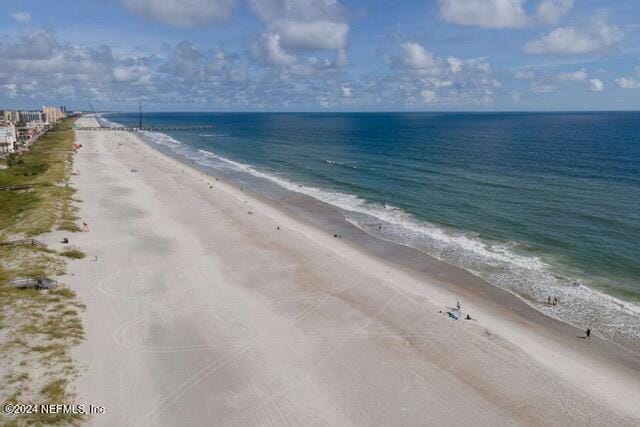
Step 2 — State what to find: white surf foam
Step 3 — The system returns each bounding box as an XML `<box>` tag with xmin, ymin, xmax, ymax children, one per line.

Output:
<box><xmin>141</xmin><ymin>131</ymin><xmax>183</xmax><ymax>146</ymax></box>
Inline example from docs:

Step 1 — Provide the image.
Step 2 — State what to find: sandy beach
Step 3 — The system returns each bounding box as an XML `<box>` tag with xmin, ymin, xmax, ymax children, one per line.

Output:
<box><xmin>64</xmin><ymin>117</ymin><xmax>640</xmax><ymax>426</ymax></box>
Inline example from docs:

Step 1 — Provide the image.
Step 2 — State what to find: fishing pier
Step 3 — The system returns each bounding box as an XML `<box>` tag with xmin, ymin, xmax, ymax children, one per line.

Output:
<box><xmin>74</xmin><ymin>125</ymin><xmax>214</xmax><ymax>132</ymax></box>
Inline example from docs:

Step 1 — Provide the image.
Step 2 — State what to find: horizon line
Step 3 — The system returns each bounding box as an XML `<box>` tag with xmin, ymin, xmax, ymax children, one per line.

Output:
<box><xmin>91</xmin><ymin>109</ymin><xmax>640</xmax><ymax>114</ymax></box>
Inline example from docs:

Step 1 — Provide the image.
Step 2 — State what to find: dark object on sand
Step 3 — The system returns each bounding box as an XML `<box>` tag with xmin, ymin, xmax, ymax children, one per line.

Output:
<box><xmin>61</xmin><ymin>237</ymin><xmax>69</xmax><ymax>244</ymax></box>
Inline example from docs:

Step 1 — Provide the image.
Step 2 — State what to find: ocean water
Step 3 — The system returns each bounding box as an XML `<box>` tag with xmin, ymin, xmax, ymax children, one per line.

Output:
<box><xmin>105</xmin><ymin>112</ymin><xmax>640</xmax><ymax>352</ymax></box>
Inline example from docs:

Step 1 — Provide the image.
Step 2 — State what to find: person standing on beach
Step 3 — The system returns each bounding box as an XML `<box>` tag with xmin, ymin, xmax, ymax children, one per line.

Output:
<box><xmin>456</xmin><ymin>301</ymin><xmax>461</xmax><ymax>312</ymax></box>
<box><xmin>586</xmin><ymin>328</ymin><xmax>591</xmax><ymax>339</ymax></box>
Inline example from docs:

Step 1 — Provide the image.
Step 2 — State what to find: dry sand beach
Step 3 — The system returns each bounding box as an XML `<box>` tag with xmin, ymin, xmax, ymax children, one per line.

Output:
<box><xmin>65</xmin><ymin>117</ymin><xmax>640</xmax><ymax>426</ymax></box>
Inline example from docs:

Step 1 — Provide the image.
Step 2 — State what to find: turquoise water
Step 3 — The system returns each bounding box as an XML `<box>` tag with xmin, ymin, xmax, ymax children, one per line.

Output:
<box><xmin>105</xmin><ymin>112</ymin><xmax>640</xmax><ymax>351</ymax></box>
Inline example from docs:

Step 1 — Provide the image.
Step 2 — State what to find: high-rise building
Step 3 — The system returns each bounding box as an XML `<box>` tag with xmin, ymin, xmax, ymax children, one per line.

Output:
<box><xmin>42</xmin><ymin>106</ymin><xmax>67</xmax><ymax>123</ymax></box>
<box><xmin>3</xmin><ymin>110</ymin><xmax>20</xmax><ymax>123</ymax></box>
<box><xmin>19</xmin><ymin>110</ymin><xmax>44</xmax><ymax>124</ymax></box>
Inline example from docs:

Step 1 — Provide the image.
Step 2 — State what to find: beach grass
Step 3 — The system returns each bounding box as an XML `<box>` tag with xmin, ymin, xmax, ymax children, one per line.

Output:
<box><xmin>0</xmin><ymin>118</ymin><xmax>86</xmax><ymax>426</ymax></box>
<box><xmin>60</xmin><ymin>248</ymin><xmax>86</xmax><ymax>259</ymax></box>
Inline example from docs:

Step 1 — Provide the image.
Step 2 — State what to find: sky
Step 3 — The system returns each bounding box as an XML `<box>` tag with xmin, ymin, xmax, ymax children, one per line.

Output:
<box><xmin>0</xmin><ymin>0</ymin><xmax>639</xmax><ymax>111</ymax></box>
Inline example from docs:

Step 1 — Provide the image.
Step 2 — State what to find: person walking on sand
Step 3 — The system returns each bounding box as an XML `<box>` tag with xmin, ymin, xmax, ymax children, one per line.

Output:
<box><xmin>456</xmin><ymin>301</ymin><xmax>461</xmax><ymax>312</ymax></box>
<box><xmin>586</xmin><ymin>328</ymin><xmax>591</xmax><ymax>339</ymax></box>
<box><xmin>82</xmin><ymin>222</ymin><xmax>89</xmax><ymax>232</ymax></box>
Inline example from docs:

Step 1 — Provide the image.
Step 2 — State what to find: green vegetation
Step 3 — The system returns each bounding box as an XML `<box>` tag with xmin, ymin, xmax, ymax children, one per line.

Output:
<box><xmin>60</xmin><ymin>248</ymin><xmax>86</xmax><ymax>259</ymax></box>
<box><xmin>0</xmin><ymin>118</ymin><xmax>86</xmax><ymax>426</ymax></box>
<box><xmin>0</xmin><ymin>119</ymin><xmax>79</xmax><ymax>237</ymax></box>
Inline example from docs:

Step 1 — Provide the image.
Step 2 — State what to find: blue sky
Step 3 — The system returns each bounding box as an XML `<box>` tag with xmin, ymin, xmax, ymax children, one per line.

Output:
<box><xmin>0</xmin><ymin>0</ymin><xmax>639</xmax><ymax>111</ymax></box>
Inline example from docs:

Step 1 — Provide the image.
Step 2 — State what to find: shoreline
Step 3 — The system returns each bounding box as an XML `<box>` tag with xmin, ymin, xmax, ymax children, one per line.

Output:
<box><xmin>139</xmin><ymin>128</ymin><xmax>640</xmax><ymax>359</ymax></box>
<box><xmin>68</xmin><ymin>119</ymin><xmax>640</xmax><ymax>425</ymax></box>
<box><xmin>136</xmin><ymin>126</ymin><xmax>640</xmax><ymax>370</ymax></box>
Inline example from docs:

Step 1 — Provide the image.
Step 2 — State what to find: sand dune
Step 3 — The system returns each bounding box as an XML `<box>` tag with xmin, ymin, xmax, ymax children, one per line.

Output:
<box><xmin>66</xmin><ymin>118</ymin><xmax>640</xmax><ymax>426</ymax></box>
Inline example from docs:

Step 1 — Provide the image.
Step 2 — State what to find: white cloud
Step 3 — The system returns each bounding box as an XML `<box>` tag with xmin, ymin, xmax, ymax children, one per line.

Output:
<box><xmin>438</xmin><ymin>0</ymin><xmax>575</xmax><ymax>28</ymax></box>
<box><xmin>615</xmin><ymin>77</ymin><xmax>640</xmax><ymax>89</ymax></box>
<box><xmin>257</xmin><ymin>33</ymin><xmax>297</xmax><ymax>66</ymax></box>
<box><xmin>588</xmin><ymin>78</ymin><xmax>603</xmax><ymax>92</ymax></box>
<box><xmin>159</xmin><ymin>41</ymin><xmax>204</xmax><ymax>77</ymax></box>
<box><xmin>0</xmin><ymin>31</ymin><xmax>124</xmax><ymax>102</ymax></box>
<box><xmin>208</xmin><ymin>50</ymin><xmax>247</xmax><ymax>82</ymax></box>
<box><xmin>536</xmin><ymin>0</ymin><xmax>573</xmax><ymax>25</ymax></box>
<box><xmin>3</xmin><ymin>83</ymin><xmax>18</xmax><ymax>98</ymax></box>
<box><xmin>341</xmin><ymin>84</ymin><xmax>352</xmax><ymax>97</ymax></box>
<box><xmin>248</xmin><ymin>0</ymin><xmax>343</xmax><ymax>23</ymax></box>
<box><xmin>438</xmin><ymin>0</ymin><xmax>528</xmax><ymax>28</ymax></box>
<box><xmin>421</xmin><ymin>89</ymin><xmax>436</xmax><ymax>103</ymax></box>
<box><xmin>113</xmin><ymin>65</ymin><xmax>152</xmax><ymax>85</ymax></box>
<box><xmin>12</xmin><ymin>12</ymin><xmax>31</xmax><ymax>23</ymax></box>
<box><xmin>447</xmin><ymin>57</ymin><xmax>463</xmax><ymax>74</ymax></box>
<box><xmin>274</xmin><ymin>20</ymin><xmax>348</xmax><ymax>51</ymax></box>
<box><xmin>389</xmin><ymin>41</ymin><xmax>499</xmax><ymax>106</ymax></box>
<box><xmin>401</xmin><ymin>42</ymin><xmax>443</xmax><ymax>74</ymax></box>
<box><xmin>119</xmin><ymin>0</ymin><xmax>235</xmax><ymax>27</ymax></box>
<box><xmin>248</xmin><ymin>0</ymin><xmax>350</xmax><ymax>77</ymax></box>
<box><xmin>525</xmin><ymin>12</ymin><xmax>621</xmax><ymax>55</ymax></box>
<box><xmin>557</xmin><ymin>68</ymin><xmax>587</xmax><ymax>81</ymax></box>
<box><xmin>398</xmin><ymin>42</ymin><xmax>489</xmax><ymax>80</ymax></box>
<box><xmin>515</xmin><ymin>70</ymin><xmax>535</xmax><ymax>79</ymax></box>
<box><xmin>530</xmin><ymin>81</ymin><xmax>556</xmax><ymax>93</ymax></box>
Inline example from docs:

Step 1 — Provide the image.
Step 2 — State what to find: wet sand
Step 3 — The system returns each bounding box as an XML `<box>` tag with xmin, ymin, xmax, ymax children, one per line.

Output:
<box><xmin>66</xmin><ymin>117</ymin><xmax>640</xmax><ymax>426</ymax></box>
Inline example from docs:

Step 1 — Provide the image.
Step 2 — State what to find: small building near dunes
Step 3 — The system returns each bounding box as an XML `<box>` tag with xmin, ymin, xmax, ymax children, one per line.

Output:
<box><xmin>0</xmin><ymin>123</ymin><xmax>17</xmax><ymax>154</ymax></box>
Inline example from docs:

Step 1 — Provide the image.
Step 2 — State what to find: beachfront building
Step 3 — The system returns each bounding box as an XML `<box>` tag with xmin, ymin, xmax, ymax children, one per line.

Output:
<box><xmin>42</xmin><ymin>106</ymin><xmax>66</xmax><ymax>124</ymax></box>
<box><xmin>2</xmin><ymin>110</ymin><xmax>19</xmax><ymax>124</ymax></box>
<box><xmin>24</xmin><ymin>120</ymin><xmax>46</xmax><ymax>131</ymax></box>
<box><xmin>0</xmin><ymin>123</ymin><xmax>17</xmax><ymax>154</ymax></box>
<box><xmin>19</xmin><ymin>120</ymin><xmax>46</xmax><ymax>142</ymax></box>
<box><xmin>19</xmin><ymin>110</ymin><xmax>45</xmax><ymax>124</ymax></box>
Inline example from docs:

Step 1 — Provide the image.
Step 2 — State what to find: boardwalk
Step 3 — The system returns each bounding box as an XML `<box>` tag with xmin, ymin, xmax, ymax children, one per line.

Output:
<box><xmin>74</xmin><ymin>125</ymin><xmax>214</xmax><ymax>132</ymax></box>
